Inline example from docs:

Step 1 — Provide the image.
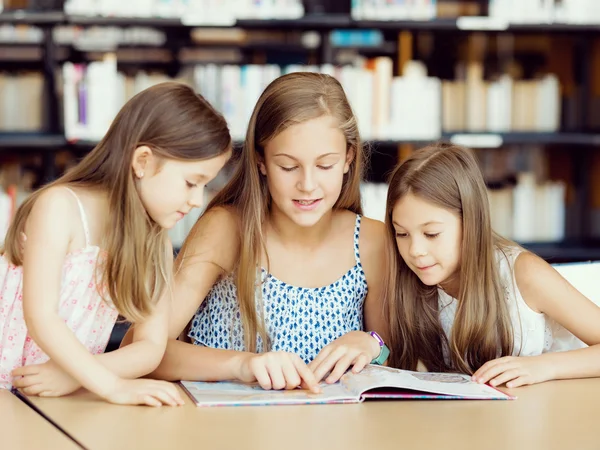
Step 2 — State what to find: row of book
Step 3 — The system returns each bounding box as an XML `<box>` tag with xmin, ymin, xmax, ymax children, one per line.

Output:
<box><xmin>361</xmin><ymin>175</ymin><xmax>567</xmax><ymax>244</ymax></box>
<box><xmin>489</xmin><ymin>0</ymin><xmax>600</xmax><ymax>25</ymax></box>
<box><xmin>443</xmin><ymin>66</ymin><xmax>560</xmax><ymax>133</ymax></box>
<box><xmin>0</xmin><ymin>72</ymin><xmax>44</xmax><ymax>131</ymax></box>
<box><xmin>62</xmin><ymin>57</ymin><xmax>562</xmax><ymax>142</ymax></box>
<box><xmin>63</xmin><ymin>0</ymin><xmax>304</xmax><ymax>23</ymax></box>
<box><xmin>0</xmin><ymin>23</ymin><xmax>385</xmax><ymax>52</ymax></box>
<box><xmin>351</xmin><ymin>0</ymin><xmax>600</xmax><ymax>24</ymax></box>
<box><xmin>351</xmin><ymin>0</ymin><xmax>437</xmax><ymax>21</ymax></box>
<box><xmin>0</xmin><ymin>24</ymin><xmax>43</xmax><ymax>43</ymax></box>
<box><xmin>54</xmin><ymin>25</ymin><xmax>166</xmax><ymax>50</ymax></box>
<box><xmin>3</xmin><ymin>0</ymin><xmax>600</xmax><ymax>25</ymax></box>
<box><xmin>0</xmin><ymin>23</ymin><xmax>165</xmax><ymax>49</ymax></box>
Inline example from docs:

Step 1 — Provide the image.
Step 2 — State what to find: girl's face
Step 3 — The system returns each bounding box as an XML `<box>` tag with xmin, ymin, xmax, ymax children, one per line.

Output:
<box><xmin>260</xmin><ymin>115</ymin><xmax>353</xmax><ymax>228</ymax></box>
<box><xmin>133</xmin><ymin>147</ymin><xmax>231</xmax><ymax>229</ymax></box>
<box><xmin>392</xmin><ymin>193</ymin><xmax>462</xmax><ymax>292</ymax></box>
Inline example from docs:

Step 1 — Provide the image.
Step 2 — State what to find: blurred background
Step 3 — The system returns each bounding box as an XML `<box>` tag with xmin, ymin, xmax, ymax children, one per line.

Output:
<box><xmin>0</xmin><ymin>0</ymin><xmax>598</xmax><ymax>267</ymax></box>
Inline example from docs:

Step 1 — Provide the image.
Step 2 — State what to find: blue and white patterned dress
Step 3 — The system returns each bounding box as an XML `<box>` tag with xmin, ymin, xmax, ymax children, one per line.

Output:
<box><xmin>188</xmin><ymin>215</ymin><xmax>368</xmax><ymax>364</ymax></box>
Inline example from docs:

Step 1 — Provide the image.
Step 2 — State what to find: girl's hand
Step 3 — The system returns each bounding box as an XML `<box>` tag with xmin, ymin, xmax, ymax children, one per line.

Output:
<box><xmin>12</xmin><ymin>360</ymin><xmax>81</xmax><ymax>397</ymax></box>
<box><xmin>309</xmin><ymin>331</ymin><xmax>380</xmax><ymax>384</ymax></box>
<box><xmin>101</xmin><ymin>378</ymin><xmax>185</xmax><ymax>407</ymax></box>
<box><xmin>472</xmin><ymin>355</ymin><xmax>555</xmax><ymax>388</ymax></box>
<box><xmin>236</xmin><ymin>351</ymin><xmax>321</xmax><ymax>393</ymax></box>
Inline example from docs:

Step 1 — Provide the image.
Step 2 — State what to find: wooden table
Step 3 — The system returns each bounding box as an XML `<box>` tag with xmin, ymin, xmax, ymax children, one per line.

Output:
<box><xmin>26</xmin><ymin>378</ymin><xmax>599</xmax><ymax>450</ymax></box>
<box><xmin>0</xmin><ymin>390</ymin><xmax>80</xmax><ymax>449</ymax></box>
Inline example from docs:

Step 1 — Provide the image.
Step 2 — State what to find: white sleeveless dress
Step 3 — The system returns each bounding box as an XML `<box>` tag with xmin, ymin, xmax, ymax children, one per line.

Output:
<box><xmin>438</xmin><ymin>247</ymin><xmax>586</xmax><ymax>362</ymax></box>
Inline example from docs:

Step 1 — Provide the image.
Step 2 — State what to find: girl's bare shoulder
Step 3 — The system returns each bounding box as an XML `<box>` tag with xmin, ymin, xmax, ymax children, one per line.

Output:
<box><xmin>359</xmin><ymin>216</ymin><xmax>386</xmax><ymax>255</ymax></box>
<box><xmin>181</xmin><ymin>205</ymin><xmax>241</xmax><ymax>272</ymax></box>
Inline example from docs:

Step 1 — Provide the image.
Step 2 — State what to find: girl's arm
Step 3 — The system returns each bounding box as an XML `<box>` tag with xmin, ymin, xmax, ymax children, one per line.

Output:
<box><xmin>473</xmin><ymin>252</ymin><xmax>600</xmax><ymax>387</ymax></box>
<box><xmin>362</xmin><ymin>219</ymin><xmax>389</xmax><ymax>338</ymax></box>
<box><xmin>128</xmin><ymin>206</ymin><xmax>241</xmax><ymax>380</ymax></box>
<box><xmin>122</xmin><ymin>207</ymin><xmax>320</xmax><ymax>391</ymax></box>
<box><xmin>93</xmin><ymin>239</ymin><xmax>175</xmax><ymax>379</ymax></box>
<box><xmin>310</xmin><ymin>217</ymin><xmax>387</xmax><ymax>383</ymax></box>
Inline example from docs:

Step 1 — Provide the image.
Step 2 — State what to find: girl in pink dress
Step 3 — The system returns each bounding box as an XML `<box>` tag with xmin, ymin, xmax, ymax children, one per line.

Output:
<box><xmin>0</xmin><ymin>82</ymin><xmax>231</xmax><ymax>406</ymax></box>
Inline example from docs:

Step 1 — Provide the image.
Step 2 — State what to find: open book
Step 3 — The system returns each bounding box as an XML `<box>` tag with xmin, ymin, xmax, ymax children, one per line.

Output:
<box><xmin>180</xmin><ymin>365</ymin><xmax>514</xmax><ymax>407</ymax></box>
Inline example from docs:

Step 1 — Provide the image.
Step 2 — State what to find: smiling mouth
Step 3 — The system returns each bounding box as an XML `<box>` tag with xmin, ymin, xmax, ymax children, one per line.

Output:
<box><xmin>294</xmin><ymin>199</ymin><xmax>320</xmax><ymax>205</ymax></box>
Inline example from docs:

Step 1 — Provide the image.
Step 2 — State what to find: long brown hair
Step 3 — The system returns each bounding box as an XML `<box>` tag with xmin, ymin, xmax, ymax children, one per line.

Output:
<box><xmin>180</xmin><ymin>72</ymin><xmax>365</xmax><ymax>351</ymax></box>
<box><xmin>3</xmin><ymin>82</ymin><xmax>231</xmax><ymax>323</ymax></box>
<box><xmin>383</xmin><ymin>143</ymin><xmax>514</xmax><ymax>374</ymax></box>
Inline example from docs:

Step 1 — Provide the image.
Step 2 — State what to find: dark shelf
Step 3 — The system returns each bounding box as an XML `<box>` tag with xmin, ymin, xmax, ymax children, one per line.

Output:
<box><xmin>372</xmin><ymin>132</ymin><xmax>600</xmax><ymax>148</ymax></box>
<box><xmin>66</xmin><ymin>14</ymin><xmax>184</xmax><ymax>28</ymax></box>
<box><xmin>68</xmin><ymin>139</ymin><xmax>98</xmax><ymax>150</ymax></box>
<box><xmin>29</xmin><ymin>132</ymin><xmax>600</xmax><ymax>153</ymax></box>
<box><xmin>521</xmin><ymin>242</ymin><xmax>600</xmax><ymax>263</ymax></box>
<box><xmin>60</xmin><ymin>15</ymin><xmax>600</xmax><ymax>33</ymax></box>
<box><xmin>236</xmin><ymin>14</ymin><xmax>352</xmax><ymax>29</ymax></box>
<box><xmin>0</xmin><ymin>132</ymin><xmax>66</xmax><ymax>150</ymax></box>
<box><xmin>0</xmin><ymin>13</ymin><xmax>598</xmax><ymax>34</ymax></box>
<box><xmin>354</xmin><ymin>18</ymin><xmax>459</xmax><ymax>31</ymax></box>
<box><xmin>0</xmin><ymin>10</ymin><xmax>64</xmax><ymax>24</ymax></box>
<box><xmin>476</xmin><ymin>132</ymin><xmax>600</xmax><ymax>146</ymax></box>
<box><xmin>0</xmin><ymin>132</ymin><xmax>597</xmax><ymax>153</ymax></box>
<box><xmin>353</xmin><ymin>19</ymin><xmax>600</xmax><ymax>33</ymax></box>
<box><xmin>66</xmin><ymin>14</ymin><xmax>352</xmax><ymax>30</ymax></box>
<box><xmin>504</xmin><ymin>23</ymin><xmax>600</xmax><ymax>33</ymax></box>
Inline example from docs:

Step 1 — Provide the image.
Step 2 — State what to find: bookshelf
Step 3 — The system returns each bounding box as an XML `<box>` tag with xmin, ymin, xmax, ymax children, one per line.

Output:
<box><xmin>3</xmin><ymin>11</ymin><xmax>600</xmax><ymax>32</ymax></box>
<box><xmin>0</xmin><ymin>132</ymin><xmax>66</xmax><ymax>149</ymax></box>
<box><xmin>1</xmin><ymin>132</ymin><xmax>599</xmax><ymax>151</ymax></box>
<box><xmin>0</xmin><ymin>2</ymin><xmax>598</xmax><ymax>262</ymax></box>
<box><xmin>353</xmin><ymin>20</ymin><xmax>600</xmax><ymax>33</ymax></box>
<box><xmin>0</xmin><ymin>10</ymin><xmax>63</xmax><ymax>24</ymax></box>
<box><xmin>521</xmin><ymin>241</ymin><xmax>600</xmax><ymax>263</ymax></box>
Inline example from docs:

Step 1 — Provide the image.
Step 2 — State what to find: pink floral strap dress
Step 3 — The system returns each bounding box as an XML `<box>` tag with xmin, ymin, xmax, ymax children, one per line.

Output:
<box><xmin>0</xmin><ymin>187</ymin><xmax>118</xmax><ymax>389</ymax></box>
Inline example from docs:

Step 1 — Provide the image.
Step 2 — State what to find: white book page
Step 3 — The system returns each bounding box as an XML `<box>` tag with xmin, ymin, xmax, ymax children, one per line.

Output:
<box><xmin>181</xmin><ymin>380</ymin><xmax>357</xmax><ymax>407</ymax></box>
<box><xmin>340</xmin><ymin>365</ymin><xmax>510</xmax><ymax>399</ymax></box>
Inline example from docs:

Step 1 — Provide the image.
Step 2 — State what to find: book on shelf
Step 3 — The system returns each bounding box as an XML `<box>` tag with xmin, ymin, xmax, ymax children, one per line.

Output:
<box><xmin>489</xmin><ymin>0</ymin><xmax>600</xmax><ymax>25</ymax></box>
<box><xmin>61</xmin><ymin>56</ymin><xmax>563</xmax><ymax>143</ymax></box>
<box><xmin>180</xmin><ymin>365</ymin><xmax>514</xmax><ymax>407</ymax></box>
<box><xmin>351</xmin><ymin>0</ymin><xmax>438</xmax><ymax>21</ymax></box>
<box><xmin>0</xmin><ymin>72</ymin><xmax>43</xmax><ymax>132</ymax></box>
<box><xmin>63</xmin><ymin>0</ymin><xmax>304</xmax><ymax>23</ymax></box>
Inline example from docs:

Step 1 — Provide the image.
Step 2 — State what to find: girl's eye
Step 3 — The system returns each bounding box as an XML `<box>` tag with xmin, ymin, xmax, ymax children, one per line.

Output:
<box><xmin>425</xmin><ymin>233</ymin><xmax>440</xmax><ymax>239</ymax></box>
<box><xmin>280</xmin><ymin>166</ymin><xmax>297</xmax><ymax>172</ymax></box>
<box><xmin>186</xmin><ymin>181</ymin><xmax>197</xmax><ymax>188</ymax></box>
<box><xmin>318</xmin><ymin>165</ymin><xmax>334</xmax><ymax>170</ymax></box>
<box><xmin>395</xmin><ymin>233</ymin><xmax>408</xmax><ymax>238</ymax></box>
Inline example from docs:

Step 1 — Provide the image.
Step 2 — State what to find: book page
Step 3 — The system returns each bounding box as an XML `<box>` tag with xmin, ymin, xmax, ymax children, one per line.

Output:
<box><xmin>340</xmin><ymin>365</ymin><xmax>511</xmax><ymax>399</ymax></box>
<box><xmin>180</xmin><ymin>380</ymin><xmax>357</xmax><ymax>407</ymax></box>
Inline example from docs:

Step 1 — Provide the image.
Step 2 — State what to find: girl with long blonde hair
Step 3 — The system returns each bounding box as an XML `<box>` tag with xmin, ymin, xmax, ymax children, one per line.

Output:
<box><xmin>140</xmin><ymin>72</ymin><xmax>388</xmax><ymax>391</ymax></box>
<box><xmin>384</xmin><ymin>143</ymin><xmax>600</xmax><ymax>388</ymax></box>
<box><xmin>3</xmin><ymin>82</ymin><xmax>232</xmax><ymax>405</ymax></box>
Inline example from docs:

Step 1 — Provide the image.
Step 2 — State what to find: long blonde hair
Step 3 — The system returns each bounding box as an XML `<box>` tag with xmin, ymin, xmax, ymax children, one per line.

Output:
<box><xmin>181</xmin><ymin>72</ymin><xmax>365</xmax><ymax>351</ymax></box>
<box><xmin>383</xmin><ymin>143</ymin><xmax>514</xmax><ymax>373</ymax></box>
<box><xmin>3</xmin><ymin>82</ymin><xmax>231</xmax><ymax>323</ymax></box>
